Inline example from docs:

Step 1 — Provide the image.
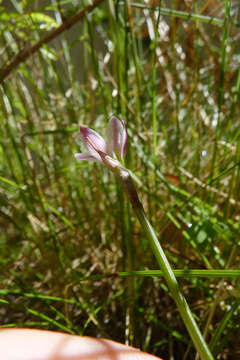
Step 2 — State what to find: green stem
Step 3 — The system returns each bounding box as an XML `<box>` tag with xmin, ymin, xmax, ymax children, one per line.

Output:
<box><xmin>120</xmin><ymin>172</ymin><xmax>214</xmax><ymax>360</ymax></box>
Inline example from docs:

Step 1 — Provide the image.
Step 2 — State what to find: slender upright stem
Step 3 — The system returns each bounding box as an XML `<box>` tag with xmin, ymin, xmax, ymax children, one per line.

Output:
<box><xmin>120</xmin><ymin>171</ymin><xmax>214</xmax><ymax>360</ymax></box>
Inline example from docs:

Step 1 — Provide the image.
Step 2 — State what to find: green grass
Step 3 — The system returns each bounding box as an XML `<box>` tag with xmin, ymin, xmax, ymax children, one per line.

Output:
<box><xmin>0</xmin><ymin>0</ymin><xmax>240</xmax><ymax>358</ymax></box>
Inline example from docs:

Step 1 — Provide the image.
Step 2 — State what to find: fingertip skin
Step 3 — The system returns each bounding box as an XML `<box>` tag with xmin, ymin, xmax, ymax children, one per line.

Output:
<box><xmin>0</xmin><ymin>328</ymin><xmax>163</xmax><ymax>360</ymax></box>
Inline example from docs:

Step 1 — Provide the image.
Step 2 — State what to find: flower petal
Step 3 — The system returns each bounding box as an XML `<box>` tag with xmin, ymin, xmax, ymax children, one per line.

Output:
<box><xmin>74</xmin><ymin>153</ymin><xmax>98</xmax><ymax>162</ymax></box>
<box><xmin>80</xmin><ymin>126</ymin><xmax>107</xmax><ymax>161</ymax></box>
<box><xmin>106</xmin><ymin>116</ymin><xmax>128</xmax><ymax>159</ymax></box>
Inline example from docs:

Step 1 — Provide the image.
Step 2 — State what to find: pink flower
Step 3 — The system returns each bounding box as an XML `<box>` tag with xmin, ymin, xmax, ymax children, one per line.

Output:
<box><xmin>75</xmin><ymin>116</ymin><xmax>128</xmax><ymax>170</ymax></box>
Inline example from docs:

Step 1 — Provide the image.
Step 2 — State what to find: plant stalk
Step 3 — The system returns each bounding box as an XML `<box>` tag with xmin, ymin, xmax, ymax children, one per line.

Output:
<box><xmin>119</xmin><ymin>171</ymin><xmax>214</xmax><ymax>360</ymax></box>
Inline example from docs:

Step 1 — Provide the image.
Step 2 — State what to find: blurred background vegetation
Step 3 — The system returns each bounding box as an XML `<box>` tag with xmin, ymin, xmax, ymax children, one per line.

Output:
<box><xmin>0</xmin><ymin>0</ymin><xmax>240</xmax><ymax>359</ymax></box>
